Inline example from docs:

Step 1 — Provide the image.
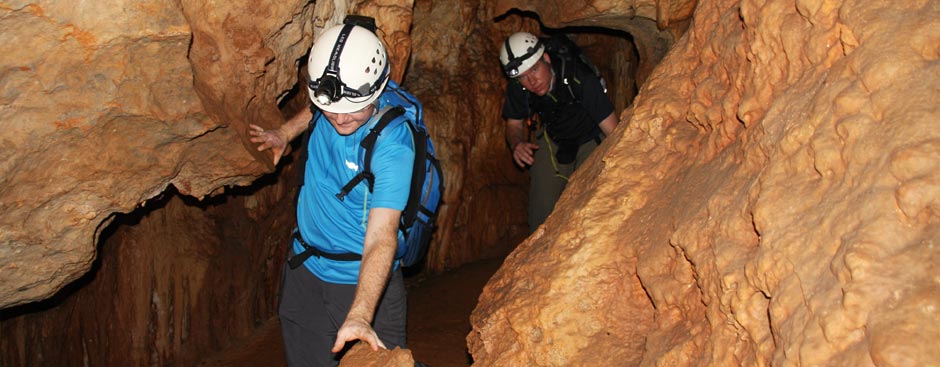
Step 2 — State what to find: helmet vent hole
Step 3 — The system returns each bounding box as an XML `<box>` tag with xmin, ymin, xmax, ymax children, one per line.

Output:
<box><xmin>365</xmin><ymin>66</ymin><xmax>371</xmax><ymax>74</ymax></box>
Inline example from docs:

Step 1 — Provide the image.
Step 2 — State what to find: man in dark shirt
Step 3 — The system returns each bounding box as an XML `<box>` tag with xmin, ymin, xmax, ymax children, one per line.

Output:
<box><xmin>500</xmin><ymin>32</ymin><xmax>618</xmax><ymax>233</ymax></box>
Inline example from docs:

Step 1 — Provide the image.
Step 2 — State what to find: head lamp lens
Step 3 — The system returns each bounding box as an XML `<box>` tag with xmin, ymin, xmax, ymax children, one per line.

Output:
<box><xmin>312</xmin><ymin>75</ymin><xmax>342</xmax><ymax>105</ymax></box>
<box><xmin>315</xmin><ymin>93</ymin><xmax>332</xmax><ymax>106</ymax></box>
<box><xmin>504</xmin><ymin>58</ymin><xmax>523</xmax><ymax>77</ymax></box>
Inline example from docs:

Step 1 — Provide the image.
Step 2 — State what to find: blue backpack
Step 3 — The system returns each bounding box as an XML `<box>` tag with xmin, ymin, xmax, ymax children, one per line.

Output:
<box><xmin>289</xmin><ymin>83</ymin><xmax>443</xmax><ymax>269</ymax></box>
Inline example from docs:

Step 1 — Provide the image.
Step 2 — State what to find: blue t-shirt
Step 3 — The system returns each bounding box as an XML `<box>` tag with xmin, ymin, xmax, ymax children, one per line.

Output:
<box><xmin>294</xmin><ymin>89</ymin><xmax>415</xmax><ymax>284</ymax></box>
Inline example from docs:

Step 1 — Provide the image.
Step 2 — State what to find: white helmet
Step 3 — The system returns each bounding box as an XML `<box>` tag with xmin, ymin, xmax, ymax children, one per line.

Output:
<box><xmin>307</xmin><ymin>23</ymin><xmax>390</xmax><ymax>113</ymax></box>
<box><xmin>499</xmin><ymin>32</ymin><xmax>544</xmax><ymax>78</ymax></box>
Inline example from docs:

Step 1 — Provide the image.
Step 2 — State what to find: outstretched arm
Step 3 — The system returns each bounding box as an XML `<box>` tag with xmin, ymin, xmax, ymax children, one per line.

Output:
<box><xmin>506</xmin><ymin>118</ymin><xmax>539</xmax><ymax>167</ymax></box>
<box><xmin>332</xmin><ymin>207</ymin><xmax>401</xmax><ymax>352</ymax></box>
<box><xmin>248</xmin><ymin>107</ymin><xmax>314</xmax><ymax>165</ymax></box>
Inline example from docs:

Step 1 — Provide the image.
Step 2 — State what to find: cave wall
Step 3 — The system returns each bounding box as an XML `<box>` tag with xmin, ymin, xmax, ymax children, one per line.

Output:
<box><xmin>0</xmin><ymin>0</ymin><xmax>315</xmax><ymax>309</ymax></box>
<box><xmin>2</xmin><ymin>184</ymin><xmax>294</xmax><ymax>366</ymax></box>
<box><xmin>0</xmin><ymin>0</ymin><xmax>420</xmax><ymax>364</ymax></box>
<box><xmin>0</xmin><ymin>0</ymin><xmax>429</xmax><ymax>311</ymax></box>
<box><xmin>574</xmin><ymin>32</ymin><xmax>641</xmax><ymax>119</ymax></box>
<box><xmin>405</xmin><ymin>1</ymin><xmax>657</xmax><ymax>272</ymax></box>
<box><xmin>471</xmin><ymin>0</ymin><xmax>940</xmax><ymax>366</ymax></box>
<box><xmin>5</xmin><ymin>0</ymin><xmax>937</xmax><ymax>366</ymax></box>
<box><xmin>0</xmin><ymin>0</ymin><xmax>677</xmax><ymax>363</ymax></box>
<box><xmin>405</xmin><ymin>0</ymin><xmax>533</xmax><ymax>272</ymax></box>
<box><xmin>0</xmin><ymin>0</ymin><xmax>672</xmax><ymax>311</ymax></box>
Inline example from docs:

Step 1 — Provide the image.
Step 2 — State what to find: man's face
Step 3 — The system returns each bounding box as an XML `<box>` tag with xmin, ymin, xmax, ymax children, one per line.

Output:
<box><xmin>516</xmin><ymin>54</ymin><xmax>552</xmax><ymax>96</ymax></box>
<box><xmin>322</xmin><ymin>104</ymin><xmax>375</xmax><ymax>135</ymax></box>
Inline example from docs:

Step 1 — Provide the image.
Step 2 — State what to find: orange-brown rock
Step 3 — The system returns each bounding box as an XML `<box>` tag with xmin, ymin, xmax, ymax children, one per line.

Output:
<box><xmin>470</xmin><ymin>0</ymin><xmax>940</xmax><ymax>366</ymax></box>
<box><xmin>0</xmin><ymin>0</ymin><xmax>310</xmax><ymax>309</ymax></box>
<box><xmin>338</xmin><ymin>343</ymin><xmax>415</xmax><ymax>367</ymax></box>
<box><xmin>1</xmin><ymin>0</ymin><xmax>419</xmax><ymax>365</ymax></box>
<box><xmin>495</xmin><ymin>0</ymin><xmax>690</xmax><ymax>87</ymax></box>
<box><xmin>1</xmin><ymin>189</ymin><xmax>295</xmax><ymax>366</ymax></box>
<box><xmin>2</xmin><ymin>0</ymin><xmax>939</xmax><ymax>366</ymax></box>
<box><xmin>405</xmin><ymin>0</ymin><xmax>535</xmax><ymax>272</ymax></box>
<box><xmin>0</xmin><ymin>0</ymin><xmax>414</xmax><ymax>309</ymax></box>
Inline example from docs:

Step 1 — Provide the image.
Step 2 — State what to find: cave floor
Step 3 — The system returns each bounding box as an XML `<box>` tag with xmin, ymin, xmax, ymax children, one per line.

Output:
<box><xmin>197</xmin><ymin>257</ymin><xmax>504</xmax><ymax>367</ymax></box>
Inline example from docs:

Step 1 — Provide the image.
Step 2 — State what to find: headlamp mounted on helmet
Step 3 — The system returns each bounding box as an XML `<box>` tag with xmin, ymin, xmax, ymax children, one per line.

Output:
<box><xmin>503</xmin><ymin>37</ymin><xmax>543</xmax><ymax>77</ymax></box>
<box><xmin>307</xmin><ymin>24</ymin><xmax>390</xmax><ymax>107</ymax></box>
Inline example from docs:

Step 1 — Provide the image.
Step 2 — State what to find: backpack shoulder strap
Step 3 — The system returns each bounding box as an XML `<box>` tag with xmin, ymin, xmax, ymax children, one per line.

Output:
<box><xmin>335</xmin><ymin>106</ymin><xmax>406</xmax><ymax>200</ymax></box>
<box><xmin>399</xmin><ymin>119</ymin><xmax>428</xmax><ymax>231</ymax></box>
<box><xmin>550</xmin><ymin>52</ymin><xmax>579</xmax><ymax>101</ymax></box>
<box><xmin>298</xmin><ymin>106</ymin><xmax>322</xmax><ymax>188</ymax></box>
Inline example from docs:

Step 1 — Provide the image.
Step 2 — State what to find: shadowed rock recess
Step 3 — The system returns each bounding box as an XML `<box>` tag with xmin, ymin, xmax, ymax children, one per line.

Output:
<box><xmin>2</xmin><ymin>0</ymin><xmax>939</xmax><ymax>366</ymax></box>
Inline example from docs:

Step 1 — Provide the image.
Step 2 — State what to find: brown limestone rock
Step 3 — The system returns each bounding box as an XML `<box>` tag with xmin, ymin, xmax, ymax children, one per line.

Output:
<box><xmin>0</xmin><ymin>0</ymin><xmax>418</xmax><ymax>309</ymax></box>
<box><xmin>495</xmin><ymin>0</ymin><xmax>688</xmax><ymax>85</ymax></box>
<box><xmin>405</xmin><ymin>0</ymin><xmax>533</xmax><ymax>272</ymax></box>
<box><xmin>2</xmin><ymin>189</ymin><xmax>295</xmax><ymax>366</ymax></box>
<box><xmin>339</xmin><ymin>343</ymin><xmax>415</xmax><ymax>367</ymax></box>
<box><xmin>1</xmin><ymin>0</ymin><xmax>419</xmax><ymax>364</ymax></box>
<box><xmin>495</xmin><ymin>0</ymin><xmax>695</xmax><ymax>28</ymax></box>
<box><xmin>0</xmin><ymin>0</ymin><xmax>280</xmax><ymax>309</ymax></box>
<box><xmin>471</xmin><ymin>0</ymin><xmax>940</xmax><ymax>366</ymax></box>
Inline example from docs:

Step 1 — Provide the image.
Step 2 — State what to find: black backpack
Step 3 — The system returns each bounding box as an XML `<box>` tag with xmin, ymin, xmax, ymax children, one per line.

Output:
<box><xmin>541</xmin><ymin>33</ymin><xmax>607</xmax><ymax>100</ymax></box>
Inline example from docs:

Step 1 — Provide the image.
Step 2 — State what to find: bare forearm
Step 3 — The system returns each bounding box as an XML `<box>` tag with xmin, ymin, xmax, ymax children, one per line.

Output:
<box><xmin>346</xmin><ymin>211</ymin><xmax>398</xmax><ymax>324</ymax></box>
<box><xmin>281</xmin><ymin>106</ymin><xmax>314</xmax><ymax>141</ymax></box>
<box><xmin>331</xmin><ymin>208</ymin><xmax>401</xmax><ymax>352</ymax></box>
<box><xmin>598</xmin><ymin>111</ymin><xmax>618</xmax><ymax>136</ymax></box>
<box><xmin>347</xmin><ymin>242</ymin><xmax>395</xmax><ymax>323</ymax></box>
<box><xmin>506</xmin><ymin>118</ymin><xmax>528</xmax><ymax>149</ymax></box>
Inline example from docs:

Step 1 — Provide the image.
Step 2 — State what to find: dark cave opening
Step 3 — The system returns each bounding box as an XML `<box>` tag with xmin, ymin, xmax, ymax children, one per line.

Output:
<box><xmin>494</xmin><ymin>9</ymin><xmax>645</xmax><ymax>115</ymax></box>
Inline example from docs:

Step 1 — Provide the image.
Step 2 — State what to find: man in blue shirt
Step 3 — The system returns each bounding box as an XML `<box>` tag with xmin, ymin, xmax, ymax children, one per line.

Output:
<box><xmin>249</xmin><ymin>23</ymin><xmax>414</xmax><ymax>367</ymax></box>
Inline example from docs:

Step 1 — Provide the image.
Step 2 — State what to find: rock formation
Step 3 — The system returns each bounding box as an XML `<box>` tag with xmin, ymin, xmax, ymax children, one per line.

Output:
<box><xmin>0</xmin><ymin>0</ymin><xmax>311</xmax><ymax>308</ymax></box>
<box><xmin>1</xmin><ymin>0</ymin><xmax>938</xmax><ymax>365</ymax></box>
<box><xmin>470</xmin><ymin>0</ymin><xmax>940</xmax><ymax>366</ymax></box>
<box><xmin>1</xmin><ymin>0</ymin><xmax>418</xmax><ymax>365</ymax></box>
<box><xmin>0</xmin><ymin>0</ymin><xmax>416</xmax><ymax>308</ymax></box>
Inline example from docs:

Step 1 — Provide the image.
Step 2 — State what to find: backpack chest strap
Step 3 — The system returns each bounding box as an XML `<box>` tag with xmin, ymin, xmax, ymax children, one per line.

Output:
<box><xmin>335</xmin><ymin>106</ymin><xmax>407</xmax><ymax>201</ymax></box>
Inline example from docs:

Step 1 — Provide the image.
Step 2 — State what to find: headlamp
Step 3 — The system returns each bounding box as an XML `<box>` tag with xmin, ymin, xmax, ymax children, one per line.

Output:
<box><xmin>312</xmin><ymin>74</ymin><xmax>342</xmax><ymax>106</ymax></box>
<box><xmin>504</xmin><ymin>61</ymin><xmax>521</xmax><ymax>77</ymax></box>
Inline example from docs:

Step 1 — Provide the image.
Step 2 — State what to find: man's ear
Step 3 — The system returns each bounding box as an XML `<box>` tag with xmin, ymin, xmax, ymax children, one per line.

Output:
<box><xmin>542</xmin><ymin>52</ymin><xmax>551</xmax><ymax>64</ymax></box>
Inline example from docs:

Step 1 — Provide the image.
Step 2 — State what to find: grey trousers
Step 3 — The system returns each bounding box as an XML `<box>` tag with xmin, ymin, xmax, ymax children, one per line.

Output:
<box><xmin>278</xmin><ymin>256</ymin><xmax>407</xmax><ymax>367</ymax></box>
<box><xmin>528</xmin><ymin>132</ymin><xmax>600</xmax><ymax>233</ymax></box>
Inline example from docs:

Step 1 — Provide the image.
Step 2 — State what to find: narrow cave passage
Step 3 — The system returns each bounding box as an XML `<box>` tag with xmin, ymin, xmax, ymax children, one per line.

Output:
<box><xmin>0</xmin><ymin>9</ymin><xmax>649</xmax><ymax>367</ymax></box>
<box><xmin>197</xmin><ymin>259</ymin><xmax>504</xmax><ymax>367</ymax></box>
<box><xmin>3</xmin><ymin>0</ymin><xmax>934</xmax><ymax>366</ymax></box>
